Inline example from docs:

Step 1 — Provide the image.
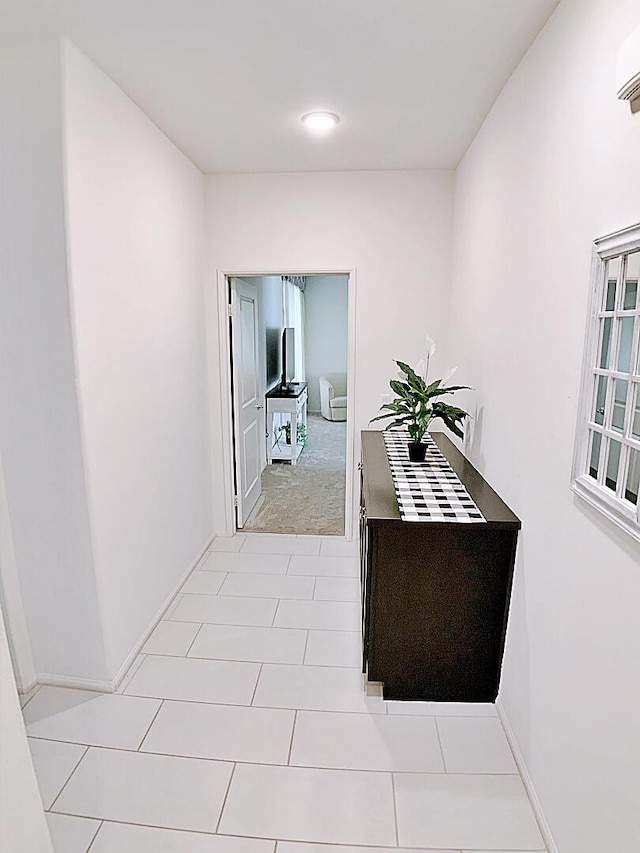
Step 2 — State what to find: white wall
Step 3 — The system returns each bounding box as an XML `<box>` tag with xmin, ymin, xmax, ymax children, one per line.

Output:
<box><xmin>206</xmin><ymin>170</ymin><xmax>455</xmax><ymax>533</ymax></box>
<box><xmin>0</xmin><ymin>454</ymin><xmax>52</xmax><ymax>852</ymax></box>
<box><xmin>63</xmin><ymin>41</ymin><xmax>212</xmax><ymax>677</ymax></box>
<box><xmin>0</xmin><ymin>453</ymin><xmax>36</xmax><ymax>691</ymax></box>
<box><xmin>304</xmin><ymin>275</ymin><xmax>349</xmax><ymax>412</ymax></box>
<box><xmin>0</xmin><ymin>39</ymin><xmax>107</xmax><ymax>684</ymax></box>
<box><xmin>0</xmin><ymin>605</ymin><xmax>53</xmax><ymax>852</ymax></box>
<box><xmin>450</xmin><ymin>1</ymin><xmax>640</xmax><ymax>850</ymax></box>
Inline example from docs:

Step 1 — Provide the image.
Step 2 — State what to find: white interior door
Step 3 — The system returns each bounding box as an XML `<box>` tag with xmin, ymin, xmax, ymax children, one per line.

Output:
<box><xmin>230</xmin><ymin>278</ymin><xmax>262</xmax><ymax>527</ymax></box>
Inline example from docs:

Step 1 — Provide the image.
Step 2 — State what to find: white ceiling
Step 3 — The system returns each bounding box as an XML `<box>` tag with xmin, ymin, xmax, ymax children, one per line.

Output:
<box><xmin>5</xmin><ymin>0</ymin><xmax>559</xmax><ymax>173</ymax></box>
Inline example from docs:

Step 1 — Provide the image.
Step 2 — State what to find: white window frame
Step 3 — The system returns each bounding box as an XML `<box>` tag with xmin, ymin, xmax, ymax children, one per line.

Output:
<box><xmin>572</xmin><ymin>221</ymin><xmax>640</xmax><ymax>542</ymax></box>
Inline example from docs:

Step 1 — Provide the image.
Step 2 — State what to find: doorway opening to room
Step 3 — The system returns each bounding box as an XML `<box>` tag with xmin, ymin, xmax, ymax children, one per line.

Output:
<box><xmin>224</xmin><ymin>273</ymin><xmax>354</xmax><ymax>538</ymax></box>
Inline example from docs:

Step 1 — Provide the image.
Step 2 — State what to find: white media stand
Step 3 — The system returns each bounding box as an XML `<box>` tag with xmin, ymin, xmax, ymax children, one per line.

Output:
<box><xmin>266</xmin><ymin>382</ymin><xmax>308</xmax><ymax>466</ymax></box>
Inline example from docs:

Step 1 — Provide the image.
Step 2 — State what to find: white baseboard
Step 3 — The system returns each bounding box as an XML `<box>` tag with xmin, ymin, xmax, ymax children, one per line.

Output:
<box><xmin>496</xmin><ymin>697</ymin><xmax>558</xmax><ymax>853</ymax></box>
<box><xmin>37</xmin><ymin>672</ymin><xmax>116</xmax><ymax>692</ymax></box>
<box><xmin>110</xmin><ymin>532</ymin><xmax>215</xmax><ymax>690</ymax></box>
<box><xmin>16</xmin><ymin>677</ymin><xmax>38</xmax><ymax>695</ymax></box>
<box><xmin>29</xmin><ymin>533</ymin><xmax>215</xmax><ymax>695</ymax></box>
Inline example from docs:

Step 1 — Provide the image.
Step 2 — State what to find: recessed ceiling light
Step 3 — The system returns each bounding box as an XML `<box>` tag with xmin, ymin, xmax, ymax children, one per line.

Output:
<box><xmin>301</xmin><ymin>112</ymin><xmax>340</xmax><ymax>131</ymax></box>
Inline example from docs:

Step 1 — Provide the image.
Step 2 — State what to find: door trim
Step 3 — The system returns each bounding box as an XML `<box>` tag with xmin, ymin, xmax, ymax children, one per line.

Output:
<box><xmin>215</xmin><ymin>268</ymin><xmax>358</xmax><ymax>540</ymax></box>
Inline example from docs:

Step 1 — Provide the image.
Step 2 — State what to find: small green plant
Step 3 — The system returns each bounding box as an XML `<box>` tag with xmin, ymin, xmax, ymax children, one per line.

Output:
<box><xmin>371</xmin><ymin>338</ymin><xmax>470</xmax><ymax>443</ymax></box>
<box><xmin>276</xmin><ymin>421</ymin><xmax>308</xmax><ymax>448</ymax></box>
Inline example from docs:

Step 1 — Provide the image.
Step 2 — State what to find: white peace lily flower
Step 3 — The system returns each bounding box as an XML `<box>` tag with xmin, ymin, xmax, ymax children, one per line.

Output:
<box><xmin>424</xmin><ymin>335</ymin><xmax>437</xmax><ymax>357</ymax></box>
<box><xmin>413</xmin><ymin>358</ymin><xmax>428</xmax><ymax>380</ymax></box>
<box><xmin>441</xmin><ymin>366</ymin><xmax>458</xmax><ymax>386</ymax></box>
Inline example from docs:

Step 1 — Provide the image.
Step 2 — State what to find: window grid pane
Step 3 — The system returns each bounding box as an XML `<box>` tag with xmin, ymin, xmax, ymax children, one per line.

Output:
<box><xmin>626</xmin><ymin>447</ymin><xmax>640</xmax><ymax>505</ymax></box>
<box><xmin>599</xmin><ymin>317</ymin><xmax>613</xmax><ymax>369</ymax></box>
<box><xmin>630</xmin><ymin>382</ymin><xmax>640</xmax><ymax>441</ymax></box>
<box><xmin>604</xmin><ymin>257</ymin><xmax>621</xmax><ymax>310</ymax></box>
<box><xmin>588</xmin><ymin>430</ymin><xmax>602</xmax><ymax>480</ymax></box>
<box><xmin>593</xmin><ymin>375</ymin><xmax>607</xmax><ymax>425</ymax></box>
<box><xmin>626</xmin><ymin>250</ymin><xmax>640</xmax><ymax>304</ymax></box>
<box><xmin>623</xmin><ymin>280</ymin><xmax>638</xmax><ymax>311</ymax></box>
<box><xmin>612</xmin><ymin>379</ymin><xmax>628</xmax><ymax>434</ymax></box>
<box><xmin>617</xmin><ymin>317</ymin><xmax>635</xmax><ymax>373</ymax></box>
<box><xmin>605</xmin><ymin>438</ymin><xmax>622</xmax><ymax>492</ymax></box>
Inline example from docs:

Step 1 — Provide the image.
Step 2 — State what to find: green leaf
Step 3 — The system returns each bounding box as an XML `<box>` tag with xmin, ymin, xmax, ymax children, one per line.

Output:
<box><xmin>396</xmin><ymin>361</ymin><xmax>425</xmax><ymax>393</ymax></box>
<box><xmin>384</xmin><ymin>418</ymin><xmax>413</xmax><ymax>430</ymax></box>
<box><xmin>429</xmin><ymin>400</ymin><xmax>469</xmax><ymax>440</ymax></box>
<box><xmin>395</xmin><ymin>360</ymin><xmax>419</xmax><ymax>382</ymax></box>
<box><xmin>370</xmin><ymin>412</ymin><xmax>411</xmax><ymax>424</ymax></box>
<box><xmin>439</xmin><ymin>385</ymin><xmax>471</xmax><ymax>393</ymax></box>
<box><xmin>389</xmin><ymin>379</ymin><xmax>412</xmax><ymax>399</ymax></box>
<box><xmin>383</xmin><ymin>400</ymin><xmax>412</xmax><ymax>415</ymax></box>
<box><xmin>426</xmin><ymin>384</ymin><xmax>471</xmax><ymax>400</ymax></box>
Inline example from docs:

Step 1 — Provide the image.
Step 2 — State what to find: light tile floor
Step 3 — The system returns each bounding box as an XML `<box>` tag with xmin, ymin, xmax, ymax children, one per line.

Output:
<box><xmin>23</xmin><ymin>534</ymin><xmax>547</xmax><ymax>853</ymax></box>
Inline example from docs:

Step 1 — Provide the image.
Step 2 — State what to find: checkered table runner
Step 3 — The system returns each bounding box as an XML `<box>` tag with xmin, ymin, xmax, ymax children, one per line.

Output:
<box><xmin>382</xmin><ymin>430</ymin><xmax>486</xmax><ymax>523</ymax></box>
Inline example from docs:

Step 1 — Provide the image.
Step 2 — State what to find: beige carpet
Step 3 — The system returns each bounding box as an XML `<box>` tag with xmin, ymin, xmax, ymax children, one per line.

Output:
<box><xmin>243</xmin><ymin>414</ymin><xmax>346</xmax><ymax>536</ymax></box>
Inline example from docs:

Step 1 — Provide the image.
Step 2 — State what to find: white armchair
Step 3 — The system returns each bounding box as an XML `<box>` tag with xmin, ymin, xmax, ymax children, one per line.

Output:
<box><xmin>319</xmin><ymin>374</ymin><xmax>348</xmax><ymax>421</ymax></box>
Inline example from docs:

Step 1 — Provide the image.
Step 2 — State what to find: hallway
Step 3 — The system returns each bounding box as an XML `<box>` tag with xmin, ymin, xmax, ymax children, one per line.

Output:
<box><xmin>244</xmin><ymin>416</ymin><xmax>347</xmax><ymax>536</ymax></box>
<box><xmin>22</xmin><ymin>535</ymin><xmax>545</xmax><ymax>853</ymax></box>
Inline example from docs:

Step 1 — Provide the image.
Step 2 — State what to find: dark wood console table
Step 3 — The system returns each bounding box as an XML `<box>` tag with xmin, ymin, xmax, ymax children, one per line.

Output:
<box><xmin>360</xmin><ymin>430</ymin><xmax>521</xmax><ymax>702</ymax></box>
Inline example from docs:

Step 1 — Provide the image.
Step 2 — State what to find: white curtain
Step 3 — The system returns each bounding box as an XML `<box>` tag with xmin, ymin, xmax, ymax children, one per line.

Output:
<box><xmin>283</xmin><ymin>279</ymin><xmax>305</xmax><ymax>381</ymax></box>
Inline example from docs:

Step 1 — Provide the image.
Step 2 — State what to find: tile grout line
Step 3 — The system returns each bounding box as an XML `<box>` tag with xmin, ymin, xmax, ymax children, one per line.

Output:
<box><xmin>85</xmin><ymin>817</ymin><xmax>284</xmax><ymax>846</ymax></box>
<box><xmin>20</xmin><ymin>685</ymin><xmax>41</xmax><ymax>711</ymax></box>
<box><xmin>214</xmin><ymin>762</ymin><xmax>236</xmax><ymax>834</ymax></box>
<box><xmin>184</xmin><ymin>623</ymin><xmax>205</xmax><ymax>657</ymax></box>
<box><xmin>116</xmin><ymin>652</ymin><xmax>359</xmax><ymax>668</ymax></box>
<box><xmin>201</xmin><ymin>570</ymin><xmax>338</xmax><ymax>578</ymax></box>
<box><xmin>92</xmin><ymin>690</ymin><xmax>388</xmax><ymax>714</ymax></box>
<box><xmin>286</xmin><ymin>709</ymin><xmax>298</xmax><ymax>765</ymax></box>
<box><xmin>165</xmin><ymin>615</ymin><xmax>360</xmax><ymax>631</ymax></box>
<box><xmin>159</xmin><ymin>620</ymin><xmax>359</xmax><ymax>634</ymax></box>
<box><xmin>434</xmin><ymin>715</ymin><xmax>448</xmax><ymax>772</ymax></box>
<box><xmin>271</xmin><ymin>600</ymin><xmax>281</xmax><ymax>627</ymax></box>
<box><xmin>32</xmin><ymin>735</ymin><xmax>520</xmax><ymax>775</ymax></box>
<box><xmin>130</xmin><ymin>657</ymin><xmax>367</xmax><ymax>674</ymax></box>
<box><xmin>48</xmin><ymin>810</ymin><xmax>522</xmax><ymax>852</ymax></box>
<box><xmin>137</xmin><ymin>699</ymin><xmax>165</xmax><ymax>751</ymax></box>
<box><xmin>118</xmin><ymin>654</ymin><xmax>147</xmax><ymax>694</ymax></box>
<box><xmin>182</xmin><ymin>592</ymin><xmax>315</xmax><ymax>602</ymax></box>
<box><xmin>250</xmin><ymin>663</ymin><xmax>264</xmax><ymax>706</ymax></box>
<box><xmin>47</xmin><ymin>744</ymin><xmax>90</xmax><ymax>812</ymax></box>
<box><xmin>302</xmin><ymin>628</ymin><xmax>311</xmax><ymax>665</ymax></box>
<box><xmin>165</xmin><ymin>618</ymin><xmax>304</xmax><ymax>630</ymax></box>
<box><xmin>215</xmin><ymin>574</ymin><xmax>232</xmax><ymax>597</ymax></box>
<box><xmin>84</xmin><ymin>818</ymin><xmax>103</xmax><ymax>851</ymax></box>
<box><xmin>390</xmin><ymin>771</ymin><xmax>400</xmax><ymax>847</ymax></box>
<box><xmin>186</xmin><ymin>570</ymin><xmax>228</xmax><ymax>597</ymax></box>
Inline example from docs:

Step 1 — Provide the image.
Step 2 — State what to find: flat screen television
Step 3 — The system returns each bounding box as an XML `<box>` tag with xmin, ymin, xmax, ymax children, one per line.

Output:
<box><xmin>281</xmin><ymin>327</ymin><xmax>295</xmax><ymax>389</ymax></box>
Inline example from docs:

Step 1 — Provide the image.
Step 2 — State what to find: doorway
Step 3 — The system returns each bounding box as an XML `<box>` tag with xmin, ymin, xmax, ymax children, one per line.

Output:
<box><xmin>224</xmin><ymin>272</ymin><xmax>355</xmax><ymax>538</ymax></box>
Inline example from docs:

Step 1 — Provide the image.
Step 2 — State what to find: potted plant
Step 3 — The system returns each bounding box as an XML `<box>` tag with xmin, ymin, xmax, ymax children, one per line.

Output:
<box><xmin>371</xmin><ymin>339</ymin><xmax>470</xmax><ymax>462</ymax></box>
<box><xmin>275</xmin><ymin>420</ymin><xmax>308</xmax><ymax>449</ymax></box>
